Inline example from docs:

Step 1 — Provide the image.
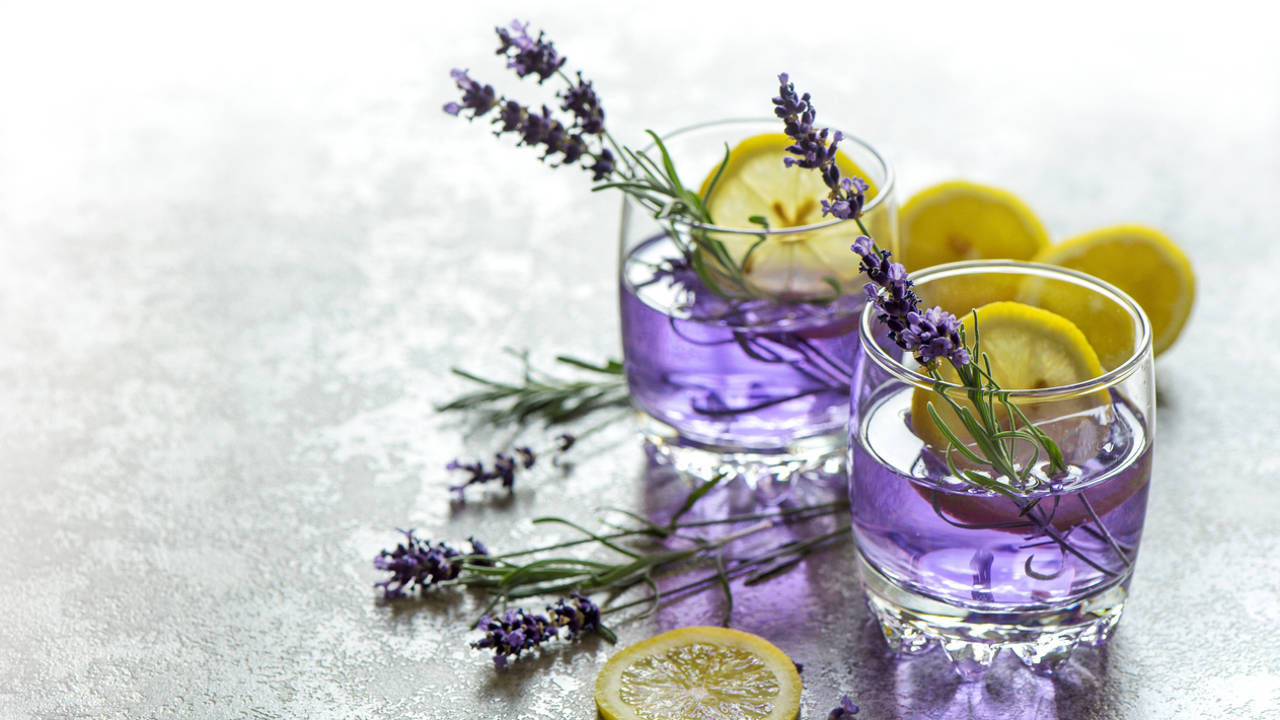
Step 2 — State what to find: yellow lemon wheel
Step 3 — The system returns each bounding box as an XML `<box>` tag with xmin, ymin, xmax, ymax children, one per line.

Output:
<box><xmin>1031</xmin><ymin>224</ymin><xmax>1194</xmax><ymax>356</ymax></box>
<box><xmin>898</xmin><ymin>180</ymin><xmax>1049</xmax><ymax>272</ymax></box>
<box><xmin>594</xmin><ymin>626</ymin><xmax>802</xmax><ymax>720</ymax></box>
<box><xmin>910</xmin><ymin>301</ymin><xmax>1108</xmax><ymax>462</ymax></box>
<box><xmin>697</xmin><ymin>133</ymin><xmax>878</xmax><ymax>298</ymax></box>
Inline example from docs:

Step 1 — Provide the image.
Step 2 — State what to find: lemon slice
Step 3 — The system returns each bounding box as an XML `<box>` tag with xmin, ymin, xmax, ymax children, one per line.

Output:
<box><xmin>1030</xmin><ymin>224</ymin><xmax>1194</xmax><ymax>357</ymax></box>
<box><xmin>595</xmin><ymin>626</ymin><xmax>802</xmax><ymax>720</ymax></box>
<box><xmin>910</xmin><ymin>301</ymin><xmax>1108</xmax><ymax>466</ymax></box>
<box><xmin>698</xmin><ymin>133</ymin><xmax>877</xmax><ymax>298</ymax></box>
<box><xmin>898</xmin><ymin>181</ymin><xmax>1049</xmax><ymax>272</ymax></box>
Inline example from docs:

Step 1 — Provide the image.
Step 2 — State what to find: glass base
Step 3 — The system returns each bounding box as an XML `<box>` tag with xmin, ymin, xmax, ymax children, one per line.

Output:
<box><xmin>638</xmin><ymin>412</ymin><xmax>846</xmax><ymax>488</ymax></box>
<box><xmin>858</xmin><ymin>554</ymin><xmax>1127</xmax><ymax>681</ymax></box>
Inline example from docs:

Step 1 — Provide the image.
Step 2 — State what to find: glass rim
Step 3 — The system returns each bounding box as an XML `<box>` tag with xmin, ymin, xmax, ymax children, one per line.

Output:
<box><xmin>633</xmin><ymin>117</ymin><xmax>895</xmax><ymax>236</ymax></box>
<box><xmin>858</xmin><ymin>260</ymin><xmax>1154</xmax><ymax>398</ymax></box>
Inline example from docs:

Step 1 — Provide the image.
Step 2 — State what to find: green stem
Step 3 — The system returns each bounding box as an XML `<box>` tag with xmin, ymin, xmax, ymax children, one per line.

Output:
<box><xmin>600</xmin><ymin>526</ymin><xmax>849</xmax><ymax>616</ymax></box>
<box><xmin>485</xmin><ymin>500</ymin><xmax>846</xmax><ymax>563</ymax></box>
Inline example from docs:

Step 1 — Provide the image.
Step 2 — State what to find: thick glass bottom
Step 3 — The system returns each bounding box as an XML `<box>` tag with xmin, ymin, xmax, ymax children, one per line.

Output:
<box><xmin>858</xmin><ymin>554</ymin><xmax>1127</xmax><ymax>681</ymax></box>
<box><xmin>639</xmin><ymin>411</ymin><xmax>846</xmax><ymax>487</ymax></box>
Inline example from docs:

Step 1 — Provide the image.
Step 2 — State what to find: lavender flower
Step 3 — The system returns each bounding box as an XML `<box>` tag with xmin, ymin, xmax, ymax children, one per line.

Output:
<box><xmin>547</xmin><ymin>592</ymin><xmax>602</xmax><ymax>639</ymax></box>
<box><xmin>772</xmin><ymin>73</ymin><xmax>818</xmax><ymax>148</ymax></box>
<box><xmin>826</xmin><ymin>695</ymin><xmax>859</xmax><ymax>719</ymax></box>
<box><xmin>514</xmin><ymin>446</ymin><xmax>536</xmax><ymax>468</ymax></box>
<box><xmin>472</xmin><ymin>608</ymin><xmax>558</xmax><ymax>667</ymax></box>
<box><xmin>445</xmin><ymin>21</ymin><xmax>614</xmax><ymax>180</ymax></box>
<box><xmin>443</xmin><ymin>69</ymin><xmax>497</xmax><ymax>118</ymax></box>
<box><xmin>555</xmin><ymin>433</ymin><xmax>576</xmax><ymax>452</ymax></box>
<box><xmin>373</xmin><ymin>529</ymin><xmax>463</xmax><ymax>599</ymax></box>
<box><xmin>773</xmin><ymin>73</ymin><xmax>867</xmax><ymax>219</ymax></box>
<box><xmin>448</xmin><ymin>447</ymin><xmax>535</xmax><ymax>499</ymax></box>
<box><xmin>902</xmin><ymin>307</ymin><xmax>971</xmax><ymax>366</ymax></box>
<box><xmin>472</xmin><ymin>593</ymin><xmax>604</xmax><ymax>667</ymax></box>
<box><xmin>822</xmin><ymin>177</ymin><xmax>869</xmax><ymax>221</ymax></box>
<box><xmin>560</xmin><ymin>72</ymin><xmax>605</xmax><ymax>135</ymax></box>
<box><xmin>588</xmin><ymin>148</ymin><xmax>615</xmax><ymax>181</ymax></box>
<box><xmin>495</xmin><ymin>20</ymin><xmax>565</xmax><ymax>83</ymax></box>
<box><xmin>773</xmin><ymin>74</ymin><xmax>838</xmax><ymax>181</ymax></box>
<box><xmin>850</xmin><ymin>236</ymin><xmax>968</xmax><ymax>367</ymax></box>
<box><xmin>495</xmin><ymin>99</ymin><xmax>524</xmax><ymax>132</ymax></box>
<box><xmin>468</xmin><ymin>536</ymin><xmax>494</xmax><ymax>567</ymax></box>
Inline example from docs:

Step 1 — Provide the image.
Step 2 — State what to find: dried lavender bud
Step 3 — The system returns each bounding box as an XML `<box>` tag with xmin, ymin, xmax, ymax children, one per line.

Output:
<box><xmin>514</xmin><ymin>446</ymin><xmax>536</xmax><ymax>468</ymax></box>
<box><xmin>588</xmin><ymin>148</ymin><xmax>615</xmax><ymax>181</ymax></box>
<box><xmin>827</xmin><ymin>695</ymin><xmax>859</xmax><ymax>719</ymax></box>
<box><xmin>560</xmin><ymin>72</ymin><xmax>605</xmax><ymax>135</ymax></box>
<box><xmin>443</xmin><ymin>69</ymin><xmax>497</xmax><ymax>118</ymax></box>
<box><xmin>492</xmin><ymin>453</ymin><xmax>517</xmax><ymax>489</ymax></box>
<box><xmin>468</xmin><ymin>537</ymin><xmax>494</xmax><ymax>567</ymax></box>
<box><xmin>547</xmin><ymin>592</ymin><xmax>601</xmax><ymax>640</ymax></box>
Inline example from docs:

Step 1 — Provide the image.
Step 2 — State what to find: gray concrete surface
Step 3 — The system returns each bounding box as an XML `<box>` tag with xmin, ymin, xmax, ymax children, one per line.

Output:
<box><xmin>2</xmin><ymin>2</ymin><xmax>1278</xmax><ymax>718</ymax></box>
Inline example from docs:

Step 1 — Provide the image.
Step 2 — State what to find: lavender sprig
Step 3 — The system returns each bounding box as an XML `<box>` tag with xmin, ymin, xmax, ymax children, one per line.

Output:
<box><xmin>374</xmin><ymin>499</ymin><xmax>847</xmax><ymax>667</ymax></box>
<box><xmin>446</xmin><ymin>20</ymin><xmax>793</xmax><ymax>301</ymax></box>
<box><xmin>850</xmin><ymin>235</ymin><xmax>968</xmax><ymax>367</ymax></box>
<box><xmin>447</xmin><ymin>434</ymin><xmax>589</xmax><ymax>500</ymax></box>
<box><xmin>472</xmin><ymin>608</ymin><xmax>555</xmax><ymax>667</ymax></box>
<box><xmin>447</xmin><ymin>446</ymin><xmax>536</xmax><ymax>499</ymax></box>
<box><xmin>471</xmin><ymin>592</ymin><xmax>611</xmax><ymax>667</ymax></box>
<box><xmin>373</xmin><ymin>530</ymin><xmax>491</xmax><ymax>599</ymax></box>
<box><xmin>778</xmin><ymin>75</ymin><xmax>1066</xmax><ymax>493</ymax></box>
<box><xmin>773</xmin><ymin>73</ymin><xmax>870</xmax><ymax>221</ymax></box>
<box><xmin>446</xmin><ymin>21</ymin><xmax>613</xmax><ymax>179</ymax></box>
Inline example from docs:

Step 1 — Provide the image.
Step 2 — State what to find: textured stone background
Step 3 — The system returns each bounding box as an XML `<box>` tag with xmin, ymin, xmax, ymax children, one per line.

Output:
<box><xmin>2</xmin><ymin>1</ymin><xmax>1278</xmax><ymax>718</ymax></box>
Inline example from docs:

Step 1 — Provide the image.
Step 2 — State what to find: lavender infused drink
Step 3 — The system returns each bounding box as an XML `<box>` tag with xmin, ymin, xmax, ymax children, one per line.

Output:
<box><xmin>621</xmin><ymin>234</ymin><xmax>862</xmax><ymax>451</ymax></box>
<box><xmin>848</xmin><ymin>260</ymin><xmax>1156</xmax><ymax>678</ymax></box>
<box><xmin>616</xmin><ymin>118</ymin><xmax>897</xmax><ymax>482</ymax></box>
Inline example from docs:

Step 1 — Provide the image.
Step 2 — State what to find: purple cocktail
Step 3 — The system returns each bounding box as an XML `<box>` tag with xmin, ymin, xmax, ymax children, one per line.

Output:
<box><xmin>622</xmin><ymin>234</ymin><xmax>862</xmax><ymax>452</ymax></box>
<box><xmin>849</xmin><ymin>261</ymin><xmax>1157</xmax><ymax>678</ymax></box>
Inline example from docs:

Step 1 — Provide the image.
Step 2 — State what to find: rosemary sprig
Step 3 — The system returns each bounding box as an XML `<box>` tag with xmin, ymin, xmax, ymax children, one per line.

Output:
<box><xmin>436</xmin><ymin>349</ymin><xmax>629</xmax><ymax>427</ymax></box>
<box><xmin>600</xmin><ymin>129</ymin><xmax>772</xmax><ymax>299</ymax></box>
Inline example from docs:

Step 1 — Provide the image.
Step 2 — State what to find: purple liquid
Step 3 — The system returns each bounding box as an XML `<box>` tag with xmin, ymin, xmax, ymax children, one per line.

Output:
<box><xmin>851</xmin><ymin>385</ymin><xmax>1152</xmax><ymax>608</ymax></box>
<box><xmin>620</xmin><ymin>236</ymin><xmax>864</xmax><ymax>451</ymax></box>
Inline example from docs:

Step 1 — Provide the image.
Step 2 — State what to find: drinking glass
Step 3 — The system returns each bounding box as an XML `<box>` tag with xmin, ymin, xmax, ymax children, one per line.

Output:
<box><xmin>618</xmin><ymin>118</ymin><xmax>897</xmax><ymax>484</ymax></box>
<box><xmin>849</xmin><ymin>260</ymin><xmax>1155</xmax><ymax>678</ymax></box>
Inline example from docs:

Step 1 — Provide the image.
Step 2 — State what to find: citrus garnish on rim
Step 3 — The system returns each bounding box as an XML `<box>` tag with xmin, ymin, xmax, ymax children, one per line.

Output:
<box><xmin>594</xmin><ymin>626</ymin><xmax>802</xmax><ymax>720</ymax></box>
<box><xmin>697</xmin><ymin>133</ymin><xmax>878</xmax><ymax>298</ymax></box>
